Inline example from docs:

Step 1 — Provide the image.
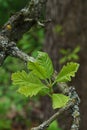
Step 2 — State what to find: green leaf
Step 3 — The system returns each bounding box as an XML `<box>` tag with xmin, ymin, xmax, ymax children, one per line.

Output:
<box><xmin>55</xmin><ymin>62</ymin><xmax>79</xmax><ymax>83</ymax></box>
<box><xmin>11</xmin><ymin>70</ymin><xmax>30</xmax><ymax>86</ymax></box>
<box><xmin>47</xmin><ymin>120</ymin><xmax>61</xmax><ymax>130</ymax></box>
<box><xmin>28</xmin><ymin>51</ymin><xmax>54</xmax><ymax>79</ymax></box>
<box><xmin>38</xmin><ymin>87</ymin><xmax>50</xmax><ymax>96</ymax></box>
<box><xmin>60</xmin><ymin>49</ymin><xmax>70</xmax><ymax>55</ymax></box>
<box><xmin>12</xmin><ymin>71</ymin><xmax>48</xmax><ymax>97</ymax></box>
<box><xmin>17</xmin><ymin>84</ymin><xmax>46</xmax><ymax>97</ymax></box>
<box><xmin>73</xmin><ymin>46</ymin><xmax>80</xmax><ymax>54</ymax></box>
<box><xmin>28</xmin><ymin>61</ymin><xmax>47</xmax><ymax>79</ymax></box>
<box><xmin>52</xmin><ymin>94</ymin><xmax>69</xmax><ymax>109</ymax></box>
<box><xmin>72</xmin><ymin>54</ymin><xmax>79</xmax><ymax>60</ymax></box>
<box><xmin>59</xmin><ymin>56</ymin><xmax>67</xmax><ymax>64</ymax></box>
<box><xmin>37</xmin><ymin>51</ymin><xmax>54</xmax><ymax>77</ymax></box>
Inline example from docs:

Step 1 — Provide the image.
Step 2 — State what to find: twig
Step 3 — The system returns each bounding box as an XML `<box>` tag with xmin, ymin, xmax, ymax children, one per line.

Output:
<box><xmin>31</xmin><ymin>86</ymin><xmax>80</xmax><ymax>130</ymax></box>
<box><xmin>9</xmin><ymin>42</ymin><xmax>35</xmax><ymax>62</ymax></box>
<box><xmin>31</xmin><ymin>101</ymin><xmax>74</xmax><ymax>130</ymax></box>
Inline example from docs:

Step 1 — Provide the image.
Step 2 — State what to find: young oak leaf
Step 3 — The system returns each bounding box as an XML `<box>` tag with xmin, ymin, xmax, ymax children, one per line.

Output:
<box><xmin>17</xmin><ymin>84</ymin><xmax>46</xmax><ymax>97</ymax></box>
<box><xmin>28</xmin><ymin>51</ymin><xmax>54</xmax><ymax>79</ymax></box>
<box><xmin>37</xmin><ymin>51</ymin><xmax>54</xmax><ymax>78</ymax></box>
<box><xmin>52</xmin><ymin>94</ymin><xmax>69</xmax><ymax>109</ymax></box>
<box><xmin>12</xmin><ymin>71</ymin><xmax>49</xmax><ymax>97</ymax></box>
<box><xmin>55</xmin><ymin>62</ymin><xmax>79</xmax><ymax>83</ymax></box>
<box><xmin>28</xmin><ymin>61</ymin><xmax>47</xmax><ymax>79</ymax></box>
<box><xmin>11</xmin><ymin>70</ymin><xmax>29</xmax><ymax>86</ymax></box>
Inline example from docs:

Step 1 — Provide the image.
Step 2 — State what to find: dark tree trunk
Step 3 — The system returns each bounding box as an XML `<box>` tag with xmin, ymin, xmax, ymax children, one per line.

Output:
<box><xmin>42</xmin><ymin>0</ymin><xmax>87</xmax><ymax>130</ymax></box>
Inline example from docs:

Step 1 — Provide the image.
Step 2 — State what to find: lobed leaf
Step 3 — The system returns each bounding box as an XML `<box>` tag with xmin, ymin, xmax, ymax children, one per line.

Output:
<box><xmin>17</xmin><ymin>84</ymin><xmax>47</xmax><ymax>97</ymax></box>
<box><xmin>12</xmin><ymin>71</ymin><xmax>48</xmax><ymax>97</ymax></box>
<box><xmin>28</xmin><ymin>61</ymin><xmax>47</xmax><ymax>79</ymax></box>
<box><xmin>28</xmin><ymin>51</ymin><xmax>54</xmax><ymax>79</ymax></box>
<box><xmin>55</xmin><ymin>62</ymin><xmax>79</xmax><ymax>83</ymax></box>
<box><xmin>11</xmin><ymin>70</ymin><xmax>30</xmax><ymax>86</ymax></box>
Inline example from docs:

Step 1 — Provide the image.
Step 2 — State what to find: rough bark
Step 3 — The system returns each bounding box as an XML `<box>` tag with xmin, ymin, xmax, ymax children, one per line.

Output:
<box><xmin>43</xmin><ymin>0</ymin><xmax>87</xmax><ymax>130</ymax></box>
<box><xmin>0</xmin><ymin>0</ymin><xmax>47</xmax><ymax>65</ymax></box>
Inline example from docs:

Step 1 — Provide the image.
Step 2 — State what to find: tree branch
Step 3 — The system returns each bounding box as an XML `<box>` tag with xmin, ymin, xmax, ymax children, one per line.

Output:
<box><xmin>31</xmin><ymin>101</ymin><xmax>74</xmax><ymax>130</ymax></box>
<box><xmin>9</xmin><ymin>42</ymin><xmax>35</xmax><ymax>62</ymax></box>
<box><xmin>0</xmin><ymin>0</ymin><xmax>47</xmax><ymax>65</ymax></box>
<box><xmin>1</xmin><ymin>0</ymin><xmax>47</xmax><ymax>42</ymax></box>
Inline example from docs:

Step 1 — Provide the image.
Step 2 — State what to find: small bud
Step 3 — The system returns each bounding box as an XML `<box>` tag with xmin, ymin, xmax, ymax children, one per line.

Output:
<box><xmin>6</xmin><ymin>24</ymin><xmax>12</xmax><ymax>30</ymax></box>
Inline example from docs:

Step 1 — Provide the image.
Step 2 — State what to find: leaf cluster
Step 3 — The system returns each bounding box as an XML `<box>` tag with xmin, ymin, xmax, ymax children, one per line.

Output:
<box><xmin>12</xmin><ymin>51</ymin><xmax>79</xmax><ymax>109</ymax></box>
